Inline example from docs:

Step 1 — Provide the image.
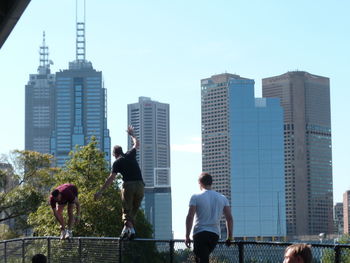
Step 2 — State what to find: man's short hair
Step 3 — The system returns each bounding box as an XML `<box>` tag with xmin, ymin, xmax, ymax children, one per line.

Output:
<box><xmin>199</xmin><ymin>172</ymin><xmax>213</xmax><ymax>186</ymax></box>
<box><xmin>32</xmin><ymin>253</ymin><xmax>47</xmax><ymax>263</ymax></box>
<box><xmin>51</xmin><ymin>189</ymin><xmax>59</xmax><ymax>198</ymax></box>
<box><xmin>113</xmin><ymin>145</ymin><xmax>123</xmax><ymax>156</ymax></box>
<box><xmin>285</xmin><ymin>243</ymin><xmax>312</xmax><ymax>263</ymax></box>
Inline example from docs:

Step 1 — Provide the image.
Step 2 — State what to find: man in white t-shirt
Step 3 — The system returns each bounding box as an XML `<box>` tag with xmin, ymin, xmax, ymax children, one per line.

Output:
<box><xmin>185</xmin><ymin>172</ymin><xmax>233</xmax><ymax>263</ymax></box>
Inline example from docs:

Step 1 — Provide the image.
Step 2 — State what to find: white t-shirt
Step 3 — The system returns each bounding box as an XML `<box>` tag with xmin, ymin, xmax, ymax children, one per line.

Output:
<box><xmin>189</xmin><ymin>189</ymin><xmax>229</xmax><ymax>236</ymax></box>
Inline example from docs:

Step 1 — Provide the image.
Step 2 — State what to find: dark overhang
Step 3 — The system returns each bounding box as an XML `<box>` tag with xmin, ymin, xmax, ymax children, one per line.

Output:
<box><xmin>0</xmin><ymin>0</ymin><xmax>31</xmax><ymax>49</ymax></box>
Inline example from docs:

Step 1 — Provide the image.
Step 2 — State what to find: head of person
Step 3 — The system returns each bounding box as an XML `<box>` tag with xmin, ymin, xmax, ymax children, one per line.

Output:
<box><xmin>51</xmin><ymin>189</ymin><xmax>61</xmax><ymax>202</ymax></box>
<box><xmin>283</xmin><ymin>244</ymin><xmax>312</xmax><ymax>263</ymax></box>
<box><xmin>32</xmin><ymin>253</ymin><xmax>47</xmax><ymax>263</ymax></box>
<box><xmin>113</xmin><ymin>145</ymin><xmax>124</xmax><ymax>158</ymax></box>
<box><xmin>198</xmin><ymin>172</ymin><xmax>213</xmax><ymax>190</ymax></box>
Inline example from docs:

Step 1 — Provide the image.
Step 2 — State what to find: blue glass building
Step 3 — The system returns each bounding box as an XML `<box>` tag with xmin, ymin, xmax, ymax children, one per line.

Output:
<box><xmin>229</xmin><ymin>77</ymin><xmax>286</xmax><ymax>237</ymax></box>
<box><xmin>201</xmin><ymin>74</ymin><xmax>286</xmax><ymax>238</ymax></box>
<box><xmin>50</xmin><ymin>60</ymin><xmax>111</xmax><ymax>167</ymax></box>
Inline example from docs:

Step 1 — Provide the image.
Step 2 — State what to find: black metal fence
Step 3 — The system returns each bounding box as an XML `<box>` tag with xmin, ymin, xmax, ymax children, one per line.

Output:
<box><xmin>1</xmin><ymin>237</ymin><xmax>350</xmax><ymax>263</ymax></box>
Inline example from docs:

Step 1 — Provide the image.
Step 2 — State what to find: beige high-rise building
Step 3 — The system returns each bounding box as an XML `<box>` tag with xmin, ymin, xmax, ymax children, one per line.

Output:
<box><xmin>343</xmin><ymin>191</ymin><xmax>350</xmax><ymax>234</ymax></box>
<box><xmin>201</xmin><ymin>73</ymin><xmax>236</xmax><ymax>203</ymax></box>
<box><xmin>262</xmin><ymin>71</ymin><xmax>334</xmax><ymax>237</ymax></box>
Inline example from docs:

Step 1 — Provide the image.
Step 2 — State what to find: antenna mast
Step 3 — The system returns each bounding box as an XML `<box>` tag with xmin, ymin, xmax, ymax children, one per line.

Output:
<box><xmin>76</xmin><ymin>0</ymin><xmax>86</xmax><ymax>61</ymax></box>
<box><xmin>39</xmin><ymin>31</ymin><xmax>49</xmax><ymax>68</ymax></box>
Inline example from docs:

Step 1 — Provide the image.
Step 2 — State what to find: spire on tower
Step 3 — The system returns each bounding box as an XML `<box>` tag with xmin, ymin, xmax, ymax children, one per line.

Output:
<box><xmin>70</xmin><ymin>0</ymin><xmax>92</xmax><ymax>69</ymax></box>
<box><xmin>38</xmin><ymin>31</ymin><xmax>52</xmax><ymax>74</ymax></box>
<box><xmin>76</xmin><ymin>0</ymin><xmax>86</xmax><ymax>61</ymax></box>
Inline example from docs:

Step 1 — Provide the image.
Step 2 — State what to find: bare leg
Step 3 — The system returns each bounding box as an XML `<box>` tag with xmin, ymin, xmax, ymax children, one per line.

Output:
<box><xmin>67</xmin><ymin>203</ymin><xmax>75</xmax><ymax>229</ymax></box>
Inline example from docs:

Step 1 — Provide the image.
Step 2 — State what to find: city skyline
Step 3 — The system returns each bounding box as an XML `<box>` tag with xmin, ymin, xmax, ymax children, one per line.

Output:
<box><xmin>1</xmin><ymin>0</ymin><xmax>350</xmax><ymax>239</ymax></box>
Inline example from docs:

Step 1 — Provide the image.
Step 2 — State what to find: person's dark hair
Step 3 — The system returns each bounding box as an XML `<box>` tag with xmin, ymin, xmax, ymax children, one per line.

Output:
<box><xmin>285</xmin><ymin>243</ymin><xmax>312</xmax><ymax>263</ymax></box>
<box><xmin>51</xmin><ymin>189</ymin><xmax>60</xmax><ymax>198</ymax></box>
<box><xmin>32</xmin><ymin>253</ymin><xmax>47</xmax><ymax>263</ymax></box>
<box><xmin>113</xmin><ymin>145</ymin><xmax>123</xmax><ymax>156</ymax></box>
<box><xmin>199</xmin><ymin>172</ymin><xmax>213</xmax><ymax>186</ymax></box>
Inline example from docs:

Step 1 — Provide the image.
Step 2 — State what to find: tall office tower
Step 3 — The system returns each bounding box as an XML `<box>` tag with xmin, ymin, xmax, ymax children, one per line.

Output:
<box><xmin>201</xmin><ymin>73</ymin><xmax>286</xmax><ymax>238</ymax></box>
<box><xmin>343</xmin><ymin>191</ymin><xmax>350</xmax><ymax>234</ymax></box>
<box><xmin>25</xmin><ymin>32</ymin><xmax>55</xmax><ymax>153</ymax></box>
<box><xmin>128</xmin><ymin>97</ymin><xmax>172</xmax><ymax>239</ymax></box>
<box><xmin>334</xmin><ymin>202</ymin><xmax>344</xmax><ymax>235</ymax></box>
<box><xmin>262</xmin><ymin>71</ymin><xmax>333</xmax><ymax>237</ymax></box>
<box><xmin>50</xmin><ymin>21</ymin><xmax>111</xmax><ymax>167</ymax></box>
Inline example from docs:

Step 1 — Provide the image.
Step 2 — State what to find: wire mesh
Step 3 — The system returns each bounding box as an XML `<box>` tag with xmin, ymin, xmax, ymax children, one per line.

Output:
<box><xmin>1</xmin><ymin>238</ymin><xmax>350</xmax><ymax>263</ymax></box>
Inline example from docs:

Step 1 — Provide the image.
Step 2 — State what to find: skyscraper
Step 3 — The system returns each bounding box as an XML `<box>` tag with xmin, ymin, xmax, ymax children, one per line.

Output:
<box><xmin>127</xmin><ymin>97</ymin><xmax>172</xmax><ymax>239</ymax></box>
<box><xmin>50</xmin><ymin>21</ymin><xmax>111</xmax><ymax>167</ymax></box>
<box><xmin>25</xmin><ymin>32</ymin><xmax>55</xmax><ymax>154</ymax></box>
<box><xmin>201</xmin><ymin>73</ymin><xmax>286</xmax><ymax>238</ymax></box>
<box><xmin>343</xmin><ymin>191</ymin><xmax>350</xmax><ymax>234</ymax></box>
<box><xmin>262</xmin><ymin>71</ymin><xmax>333</xmax><ymax>237</ymax></box>
<box><xmin>334</xmin><ymin>202</ymin><xmax>344</xmax><ymax>235</ymax></box>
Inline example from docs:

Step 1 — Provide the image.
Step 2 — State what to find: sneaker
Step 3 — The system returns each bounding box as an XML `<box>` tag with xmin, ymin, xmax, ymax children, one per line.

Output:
<box><xmin>60</xmin><ymin>229</ymin><xmax>66</xmax><ymax>240</ymax></box>
<box><xmin>129</xmin><ymin>227</ymin><xmax>136</xmax><ymax>240</ymax></box>
<box><xmin>120</xmin><ymin>226</ymin><xmax>130</xmax><ymax>240</ymax></box>
<box><xmin>65</xmin><ymin>230</ymin><xmax>73</xmax><ymax>239</ymax></box>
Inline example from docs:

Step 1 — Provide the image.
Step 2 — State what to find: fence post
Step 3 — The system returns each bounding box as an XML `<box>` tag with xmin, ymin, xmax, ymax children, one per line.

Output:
<box><xmin>4</xmin><ymin>241</ymin><xmax>7</xmax><ymax>263</ymax></box>
<box><xmin>22</xmin><ymin>239</ymin><xmax>25</xmax><ymax>263</ymax></box>
<box><xmin>238</xmin><ymin>241</ymin><xmax>244</xmax><ymax>263</ymax></box>
<box><xmin>169</xmin><ymin>240</ymin><xmax>174</xmax><ymax>263</ymax></box>
<box><xmin>119</xmin><ymin>239</ymin><xmax>122</xmax><ymax>263</ymax></box>
<box><xmin>79</xmin><ymin>238</ymin><xmax>82</xmax><ymax>263</ymax></box>
<box><xmin>47</xmin><ymin>237</ymin><xmax>51</xmax><ymax>263</ymax></box>
<box><xmin>334</xmin><ymin>245</ymin><xmax>341</xmax><ymax>263</ymax></box>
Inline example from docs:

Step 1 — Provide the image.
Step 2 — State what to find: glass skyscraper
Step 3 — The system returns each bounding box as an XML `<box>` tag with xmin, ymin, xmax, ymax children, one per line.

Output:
<box><xmin>50</xmin><ymin>60</ymin><xmax>111</xmax><ymax>167</ymax></box>
<box><xmin>26</xmin><ymin>23</ymin><xmax>111</xmax><ymax>167</ymax></box>
<box><xmin>201</xmin><ymin>73</ymin><xmax>286</xmax><ymax>238</ymax></box>
<box><xmin>262</xmin><ymin>71</ymin><xmax>333</xmax><ymax>237</ymax></box>
<box><xmin>127</xmin><ymin>97</ymin><xmax>172</xmax><ymax>239</ymax></box>
<box><xmin>229</xmin><ymin>77</ymin><xmax>286</xmax><ymax>237</ymax></box>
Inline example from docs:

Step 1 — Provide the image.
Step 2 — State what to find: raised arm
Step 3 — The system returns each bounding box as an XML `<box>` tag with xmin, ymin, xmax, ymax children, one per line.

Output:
<box><xmin>127</xmin><ymin>125</ymin><xmax>139</xmax><ymax>149</ymax></box>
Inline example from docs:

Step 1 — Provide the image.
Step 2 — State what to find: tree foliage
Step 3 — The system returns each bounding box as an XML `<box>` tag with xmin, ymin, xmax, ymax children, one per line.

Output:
<box><xmin>28</xmin><ymin>138</ymin><xmax>153</xmax><ymax>238</ymax></box>
<box><xmin>0</xmin><ymin>150</ymin><xmax>57</xmax><ymax>234</ymax></box>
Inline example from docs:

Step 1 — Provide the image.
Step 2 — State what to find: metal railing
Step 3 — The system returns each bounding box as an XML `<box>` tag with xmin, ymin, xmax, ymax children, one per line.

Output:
<box><xmin>1</xmin><ymin>237</ymin><xmax>350</xmax><ymax>262</ymax></box>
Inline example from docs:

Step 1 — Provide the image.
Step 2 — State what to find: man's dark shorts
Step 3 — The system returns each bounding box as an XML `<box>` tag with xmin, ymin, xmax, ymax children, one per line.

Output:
<box><xmin>193</xmin><ymin>231</ymin><xmax>219</xmax><ymax>263</ymax></box>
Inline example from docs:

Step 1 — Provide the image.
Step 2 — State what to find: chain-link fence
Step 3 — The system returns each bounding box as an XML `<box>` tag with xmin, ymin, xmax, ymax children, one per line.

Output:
<box><xmin>1</xmin><ymin>237</ymin><xmax>350</xmax><ymax>263</ymax></box>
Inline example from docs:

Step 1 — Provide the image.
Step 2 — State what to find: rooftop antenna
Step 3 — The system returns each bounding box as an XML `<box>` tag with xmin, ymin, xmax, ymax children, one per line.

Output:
<box><xmin>76</xmin><ymin>0</ymin><xmax>86</xmax><ymax>61</ymax></box>
<box><xmin>39</xmin><ymin>31</ymin><xmax>49</xmax><ymax>68</ymax></box>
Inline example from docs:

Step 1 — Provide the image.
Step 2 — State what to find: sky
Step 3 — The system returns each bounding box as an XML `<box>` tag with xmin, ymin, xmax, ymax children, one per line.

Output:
<box><xmin>0</xmin><ymin>0</ymin><xmax>349</xmax><ymax>239</ymax></box>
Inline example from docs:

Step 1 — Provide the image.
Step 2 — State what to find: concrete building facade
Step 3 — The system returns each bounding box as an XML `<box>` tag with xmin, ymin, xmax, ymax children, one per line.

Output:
<box><xmin>127</xmin><ymin>97</ymin><xmax>172</xmax><ymax>239</ymax></box>
<box><xmin>262</xmin><ymin>71</ymin><xmax>333</xmax><ymax>237</ymax></box>
<box><xmin>25</xmin><ymin>33</ymin><xmax>55</xmax><ymax>154</ymax></box>
<box><xmin>343</xmin><ymin>191</ymin><xmax>350</xmax><ymax>234</ymax></box>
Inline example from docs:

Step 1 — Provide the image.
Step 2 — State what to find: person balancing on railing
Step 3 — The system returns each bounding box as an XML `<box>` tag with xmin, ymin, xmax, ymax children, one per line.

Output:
<box><xmin>95</xmin><ymin>125</ymin><xmax>145</xmax><ymax>240</ymax></box>
<box><xmin>50</xmin><ymin>183</ymin><xmax>80</xmax><ymax>239</ymax></box>
<box><xmin>185</xmin><ymin>172</ymin><xmax>233</xmax><ymax>263</ymax></box>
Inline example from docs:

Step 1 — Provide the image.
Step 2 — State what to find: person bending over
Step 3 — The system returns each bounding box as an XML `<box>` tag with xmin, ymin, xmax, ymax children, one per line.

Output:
<box><xmin>50</xmin><ymin>183</ymin><xmax>80</xmax><ymax>239</ymax></box>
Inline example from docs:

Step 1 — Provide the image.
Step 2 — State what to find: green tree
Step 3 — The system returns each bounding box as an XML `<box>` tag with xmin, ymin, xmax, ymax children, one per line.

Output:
<box><xmin>28</xmin><ymin>138</ymin><xmax>153</xmax><ymax>238</ymax></box>
<box><xmin>0</xmin><ymin>150</ymin><xmax>57</xmax><ymax>235</ymax></box>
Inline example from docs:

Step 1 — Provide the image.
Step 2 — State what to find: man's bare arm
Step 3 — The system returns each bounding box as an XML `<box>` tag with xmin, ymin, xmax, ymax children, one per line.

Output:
<box><xmin>223</xmin><ymin>206</ymin><xmax>233</xmax><ymax>240</ymax></box>
<box><xmin>94</xmin><ymin>172</ymin><xmax>117</xmax><ymax>200</ymax></box>
<box><xmin>185</xmin><ymin>206</ymin><xmax>196</xmax><ymax>248</ymax></box>
<box><xmin>127</xmin><ymin>125</ymin><xmax>139</xmax><ymax>149</ymax></box>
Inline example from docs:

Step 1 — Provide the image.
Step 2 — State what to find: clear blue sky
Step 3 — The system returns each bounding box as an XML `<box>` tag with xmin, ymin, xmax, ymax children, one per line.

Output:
<box><xmin>0</xmin><ymin>0</ymin><xmax>349</xmax><ymax>239</ymax></box>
